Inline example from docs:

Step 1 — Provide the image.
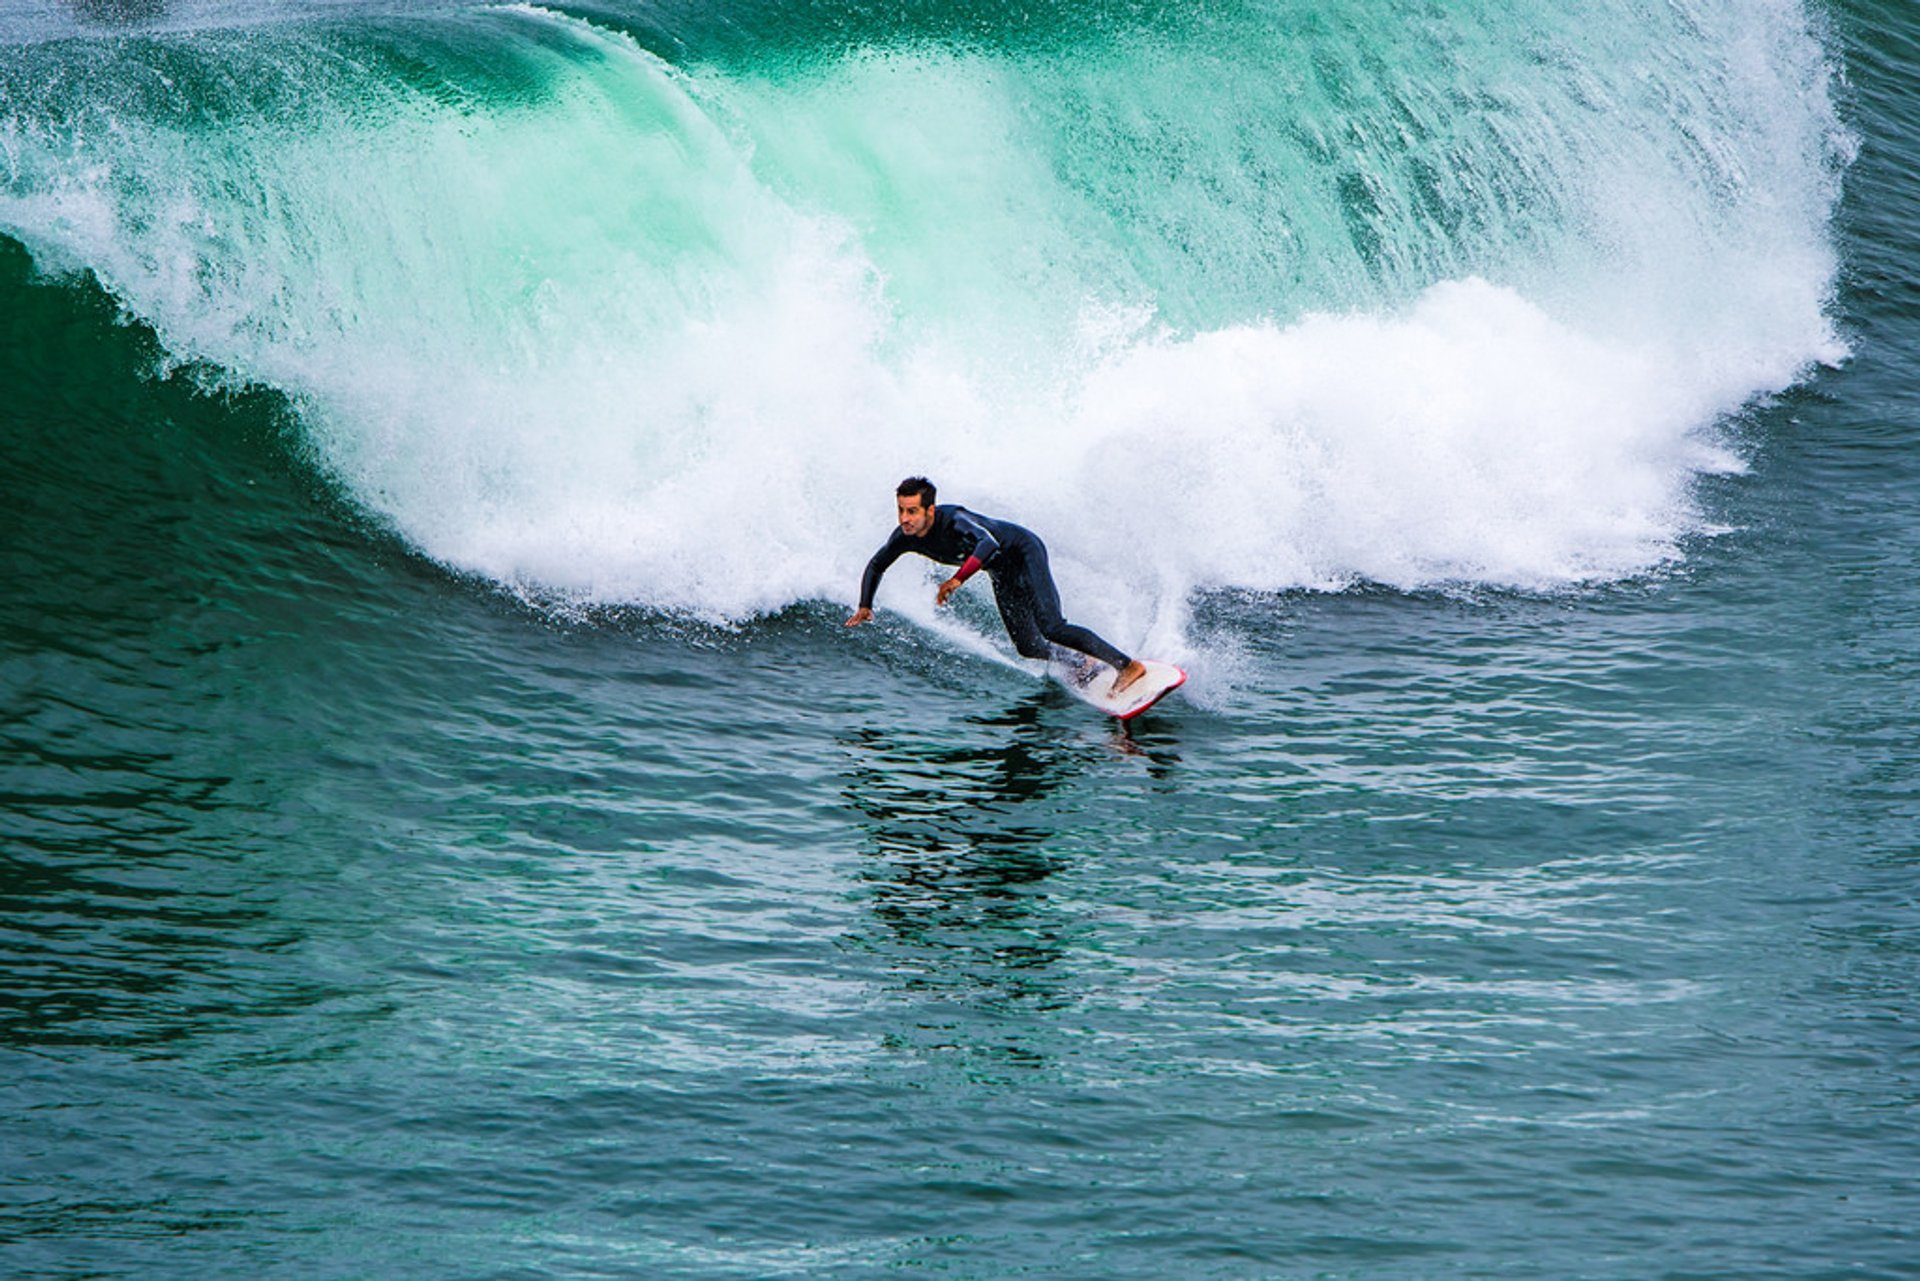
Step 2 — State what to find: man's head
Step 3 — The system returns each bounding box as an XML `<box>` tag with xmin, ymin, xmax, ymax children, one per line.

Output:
<box><xmin>895</xmin><ymin>476</ymin><xmax>936</xmax><ymax>537</ymax></box>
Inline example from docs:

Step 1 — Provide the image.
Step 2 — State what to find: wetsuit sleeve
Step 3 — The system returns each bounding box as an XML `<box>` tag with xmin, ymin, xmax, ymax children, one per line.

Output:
<box><xmin>858</xmin><ymin>534</ymin><xmax>908</xmax><ymax>610</ymax></box>
<box><xmin>948</xmin><ymin>509</ymin><xmax>1002</xmax><ymax>570</ymax></box>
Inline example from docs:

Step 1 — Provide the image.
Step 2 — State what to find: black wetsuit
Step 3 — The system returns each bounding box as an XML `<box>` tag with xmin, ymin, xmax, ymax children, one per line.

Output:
<box><xmin>859</xmin><ymin>505</ymin><xmax>1132</xmax><ymax>670</ymax></box>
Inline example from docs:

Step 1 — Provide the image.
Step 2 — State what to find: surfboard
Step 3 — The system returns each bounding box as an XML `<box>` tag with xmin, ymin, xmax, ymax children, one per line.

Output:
<box><xmin>1056</xmin><ymin>657</ymin><xmax>1187</xmax><ymax>720</ymax></box>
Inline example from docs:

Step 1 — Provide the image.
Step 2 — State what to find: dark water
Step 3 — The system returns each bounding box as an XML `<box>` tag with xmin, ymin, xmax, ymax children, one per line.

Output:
<box><xmin>4</xmin><ymin>0</ymin><xmax>1919</xmax><ymax>1276</ymax></box>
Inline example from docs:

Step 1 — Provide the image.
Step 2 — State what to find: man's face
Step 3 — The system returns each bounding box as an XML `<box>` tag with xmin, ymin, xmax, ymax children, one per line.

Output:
<box><xmin>897</xmin><ymin>494</ymin><xmax>935</xmax><ymax>538</ymax></box>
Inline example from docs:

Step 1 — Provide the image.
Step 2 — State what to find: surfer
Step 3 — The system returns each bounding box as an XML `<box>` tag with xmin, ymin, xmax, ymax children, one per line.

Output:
<box><xmin>846</xmin><ymin>477</ymin><xmax>1150</xmax><ymax>694</ymax></box>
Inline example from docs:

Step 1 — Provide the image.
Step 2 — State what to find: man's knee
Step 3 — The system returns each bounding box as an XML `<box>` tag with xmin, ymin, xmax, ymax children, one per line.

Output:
<box><xmin>1037</xmin><ymin>619</ymin><xmax>1080</xmax><ymax>649</ymax></box>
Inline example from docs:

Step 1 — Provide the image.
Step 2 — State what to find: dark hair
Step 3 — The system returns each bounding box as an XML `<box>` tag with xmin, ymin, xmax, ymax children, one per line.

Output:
<box><xmin>896</xmin><ymin>476</ymin><xmax>936</xmax><ymax>506</ymax></box>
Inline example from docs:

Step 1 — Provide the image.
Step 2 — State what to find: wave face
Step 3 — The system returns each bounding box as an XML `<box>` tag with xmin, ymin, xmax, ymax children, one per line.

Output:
<box><xmin>0</xmin><ymin>0</ymin><xmax>1850</xmax><ymax>627</ymax></box>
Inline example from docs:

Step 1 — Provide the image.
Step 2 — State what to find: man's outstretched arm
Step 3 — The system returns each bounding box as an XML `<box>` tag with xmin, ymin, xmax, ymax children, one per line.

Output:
<box><xmin>849</xmin><ymin>537</ymin><xmax>906</xmax><ymax>625</ymax></box>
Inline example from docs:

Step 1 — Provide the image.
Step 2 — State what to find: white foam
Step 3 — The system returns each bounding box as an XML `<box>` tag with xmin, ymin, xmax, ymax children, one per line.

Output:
<box><xmin>0</xmin><ymin>0</ymin><xmax>1850</xmax><ymax>654</ymax></box>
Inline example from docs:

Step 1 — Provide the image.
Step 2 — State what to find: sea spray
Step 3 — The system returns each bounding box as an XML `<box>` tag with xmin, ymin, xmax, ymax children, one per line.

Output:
<box><xmin>0</xmin><ymin>0</ymin><xmax>1850</xmax><ymax>638</ymax></box>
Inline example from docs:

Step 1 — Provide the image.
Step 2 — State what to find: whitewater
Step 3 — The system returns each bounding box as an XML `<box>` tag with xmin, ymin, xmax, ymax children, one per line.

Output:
<box><xmin>0</xmin><ymin>0</ymin><xmax>1849</xmax><ymax>633</ymax></box>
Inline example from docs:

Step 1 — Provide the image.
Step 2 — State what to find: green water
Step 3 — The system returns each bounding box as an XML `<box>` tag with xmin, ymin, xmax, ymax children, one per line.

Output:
<box><xmin>4</xmin><ymin>0</ymin><xmax>1919</xmax><ymax>1276</ymax></box>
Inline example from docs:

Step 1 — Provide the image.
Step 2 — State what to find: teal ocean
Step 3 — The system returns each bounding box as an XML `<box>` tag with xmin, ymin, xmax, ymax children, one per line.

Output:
<box><xmin>4</xmin><ymin>0</ymin><xmax>1917</xmax><ymax>1275</ymax></box>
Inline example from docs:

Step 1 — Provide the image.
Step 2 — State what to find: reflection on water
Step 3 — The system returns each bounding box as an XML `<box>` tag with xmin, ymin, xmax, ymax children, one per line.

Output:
<box><xmin>836</xmin><ymin>694</ymin><xmax>1123</xmax><ymax>1072</ymax></box>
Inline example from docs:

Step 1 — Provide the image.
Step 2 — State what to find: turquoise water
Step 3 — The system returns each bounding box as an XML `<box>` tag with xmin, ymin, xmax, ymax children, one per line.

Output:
<box><xmin>4</xmin><ymin>0</ymin><xmax>1917</xmax><ymax>1276</ymax></box>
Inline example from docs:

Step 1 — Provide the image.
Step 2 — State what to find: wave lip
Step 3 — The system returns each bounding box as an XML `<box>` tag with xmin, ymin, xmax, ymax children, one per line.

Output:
<box><xmin>0</xmin><ymin>0</ymin><xmax>1851</xmax><ymax>626</ymax></box>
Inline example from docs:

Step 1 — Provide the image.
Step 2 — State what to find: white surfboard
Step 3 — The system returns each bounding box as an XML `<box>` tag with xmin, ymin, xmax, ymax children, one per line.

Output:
<box><xmin>1055</xmin><ymin>657</ymin><xmax>1187</xmax><ymax>720</ymax></box>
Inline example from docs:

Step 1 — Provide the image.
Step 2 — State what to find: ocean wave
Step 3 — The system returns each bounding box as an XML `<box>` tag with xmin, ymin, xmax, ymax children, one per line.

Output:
<box><xmin>0</xmin><ymin>0</ymin><xmax>1851</xmax><ymax>629</ymax></box>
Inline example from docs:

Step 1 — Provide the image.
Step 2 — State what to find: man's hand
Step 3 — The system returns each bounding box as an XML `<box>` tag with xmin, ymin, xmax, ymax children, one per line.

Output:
<box><xmin>845</xmin><ymin>606</ymin><xmax>874</xmax><ymax>627</ymax></box>
<box><xmin>936</xmin><ymin>576</ymin><xmax>964</xmax><ymax>607</ymax></box>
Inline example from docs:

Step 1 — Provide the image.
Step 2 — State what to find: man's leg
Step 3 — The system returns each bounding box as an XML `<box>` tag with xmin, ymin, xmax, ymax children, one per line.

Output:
<box><xmin>997</xmin><ymin>541</ymin><xmax>1139</xmax><ymax>680</ymax></box>
<box><xmin>990</xmin><ymin>567</ymin><xmax>1058</xmax><ymax>662</ymax></box>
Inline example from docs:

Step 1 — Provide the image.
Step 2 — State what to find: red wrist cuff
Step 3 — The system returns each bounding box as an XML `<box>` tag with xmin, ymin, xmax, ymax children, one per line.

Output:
<box><xmin>955</xmin><ymin>555</ymin><xmax>984</xmax><ymax>582</ymax></box>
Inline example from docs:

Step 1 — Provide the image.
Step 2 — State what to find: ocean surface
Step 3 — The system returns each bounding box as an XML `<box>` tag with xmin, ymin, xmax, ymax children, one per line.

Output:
<box><xmin>3</xmin><ymin>0</ymin><xmax>1918</xmax><ymax>1276</ymax></box>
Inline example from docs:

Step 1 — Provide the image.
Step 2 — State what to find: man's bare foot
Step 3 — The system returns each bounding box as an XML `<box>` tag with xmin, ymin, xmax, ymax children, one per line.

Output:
<box><xmin>1111</xmin><ymin>659</ymin><xmax>1148</xmax><ymax>694</ymax></box>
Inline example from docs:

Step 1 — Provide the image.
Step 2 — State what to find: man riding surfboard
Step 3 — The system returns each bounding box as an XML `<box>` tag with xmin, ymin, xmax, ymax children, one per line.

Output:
<box><xmin>846</xmin><ymin>477</ymin><xmax>1150</xmax><ymax>695</ymax></box>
